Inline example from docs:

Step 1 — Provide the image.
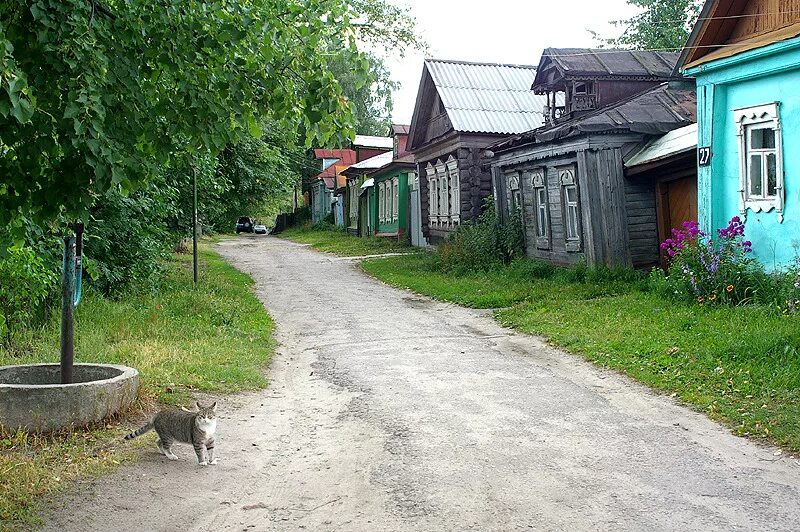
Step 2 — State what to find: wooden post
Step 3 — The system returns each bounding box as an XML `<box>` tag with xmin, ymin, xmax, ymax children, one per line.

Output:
<box><xmin>192</xmin><ymin>165</ymin><xmax>199</xmax><ymax>285</ymax></box>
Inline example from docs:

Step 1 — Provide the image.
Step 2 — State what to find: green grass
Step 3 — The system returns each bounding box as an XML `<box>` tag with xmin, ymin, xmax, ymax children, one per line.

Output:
<box><xmin>280</xmin><ymin>226</ymin><xmax>415</xmax><ymax>257</ymax></box>
<box><xmin>0</xmin><ymin>246</ymin><xmax>274</xmax><ymax>529</ymax></box>
<box><xmin>362</xmin><ymin>252</ymin><xmax>800</xmax><ymax>452</ymax></box>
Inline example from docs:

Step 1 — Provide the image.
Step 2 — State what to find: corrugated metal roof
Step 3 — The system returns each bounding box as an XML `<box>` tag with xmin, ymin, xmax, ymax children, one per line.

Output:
<box><xmin>425</xmin><ymin>59</ymin><xmax>550</xmax><ymax>135</ymax></box>
<box><xmin>353</xmin><ymin>135</ymin><xmax>393</xmax><ymax>149</ymax></box>
<box><xmin>625</xmin><ymin>123</ymin><xmax>698</xmax><ymax>168</ymax></box>
<box><xmin>346</xmin><ymin>151</ymin><xmax>393</xmax><ymax>171</ymax></box>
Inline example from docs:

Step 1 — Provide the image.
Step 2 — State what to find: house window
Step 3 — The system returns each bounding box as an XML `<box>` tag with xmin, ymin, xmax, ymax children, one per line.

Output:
<box><xmin>436</xmin><ymin>161</ymin><xmax>448</xmax><ymax>224</ymax></box>
<box><xmin>392</xmin><ymin>177</ymin><xmax>399</xmax><ymax>222</ymax></box>
<box><xmin>426</xmin><ymin>163</ymin><xmax>437</xmax><ymax>225</ymax></box>
<box><xmin>378</xmin><ymin>182</ymin><xmax>384</xmax><ymax>223</ymax></box>
<box><xmin>446</xmin><ymin>157</ymin><xmax>460</xmax><ymax>224</ymax></box>
<box><xmin>735</xmin><ymin>102</ymin><xmax>784</xmax><ymax>222</ymax></box>
<box><xmin>531</xmin><ymin>169</ymin><xmax>549</xmax><ymax>249</ymax></box>
<box><xmin>564</xmin><ymin>185</ymin><xmax>579</xmax><ymax>240</ymax></box>
<box><xmin>508</xmin><ymin>173</ymin><xmax>521</xmax><ymax>211</ymax></box>
<box><xmin>558</xmin><ymin>166</ymin><xmax>581</xmax><ymax>252</ymax></box>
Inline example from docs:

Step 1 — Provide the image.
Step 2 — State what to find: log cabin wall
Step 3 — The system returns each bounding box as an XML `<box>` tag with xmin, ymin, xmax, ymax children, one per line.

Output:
<box><xmin>417</xmin><ymin>135</ymin><xmax>501</xmax><ymax>244</ymax></box>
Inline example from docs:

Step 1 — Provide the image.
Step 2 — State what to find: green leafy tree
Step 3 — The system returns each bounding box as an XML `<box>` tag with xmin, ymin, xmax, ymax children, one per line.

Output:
<box><xmin>0</xmin><ymin>0</ymin><xmax>369</xmax><ymax>245</ymax></box>
<box><xmin>328</xmin><ymin>51</ymin><xmax>397</xmax><ymax>137</ymax></box>
<box><xmin>594</xmin><ymin>0</ymin><xmax>703</xmax><ymax>50</ymax></box>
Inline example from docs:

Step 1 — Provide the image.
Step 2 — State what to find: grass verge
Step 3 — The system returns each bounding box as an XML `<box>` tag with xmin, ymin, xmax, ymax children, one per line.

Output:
<box><xmin>361</xmin><ymin>252</ymin><xmax>800</xmax><ymax>452</ymax></box>
<box><xmin>0</xmin><ymin>246</ymin><xmax>274</xmax><ymax>530</ymax></box>
<box><xmin>280</xmin><ymin>226</ymin><xmax>415</xmax><ymax>257</ymax></box>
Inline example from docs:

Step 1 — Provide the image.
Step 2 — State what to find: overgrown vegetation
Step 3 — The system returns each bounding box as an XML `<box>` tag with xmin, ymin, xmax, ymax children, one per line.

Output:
<box><xmin>0</xmin><ymin>246</ymin><xmax>274</xmax><ymax>529</ymax></box>
<box><xmin>439</xmin><ymin>199</ymin><xmax>525</xmax><ymax>274</ymax></box>
<box><xmin>650</xmin><ymin>217</ymin><xmax>800</xmax><ymax>313</ymax></box>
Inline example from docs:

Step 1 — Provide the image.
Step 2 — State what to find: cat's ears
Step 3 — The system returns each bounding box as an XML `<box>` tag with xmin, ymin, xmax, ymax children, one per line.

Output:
<box><xmin>196</xmin><ymin>401</ymin><xmax>217</xmax><ymax>411</ymax></box>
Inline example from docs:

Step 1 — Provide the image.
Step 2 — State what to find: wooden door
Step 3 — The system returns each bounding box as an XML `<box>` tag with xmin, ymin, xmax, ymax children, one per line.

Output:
<box><xmin>657</xmin><ymin>174</ymin><xmax>698</xmax><ymax>267</ymax></box>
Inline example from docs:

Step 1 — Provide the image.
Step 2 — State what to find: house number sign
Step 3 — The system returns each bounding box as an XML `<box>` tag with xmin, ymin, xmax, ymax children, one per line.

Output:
<box><xmin>698</xmin><ymin>146</ymin><xmax>712</xmax><ymax>166</ymax></box>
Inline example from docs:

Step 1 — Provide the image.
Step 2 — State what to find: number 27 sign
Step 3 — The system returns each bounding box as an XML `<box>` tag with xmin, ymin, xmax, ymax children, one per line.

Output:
<box><xmin>698</xmin><ymin>147</ymin><xmax>712</xmax><ymax>167</ymax></box>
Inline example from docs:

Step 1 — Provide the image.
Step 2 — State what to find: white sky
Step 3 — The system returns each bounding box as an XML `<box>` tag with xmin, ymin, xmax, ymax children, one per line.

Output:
<box><xmin>384</xmin><ymin>0</ymin><xmax>641</xmax><ymax>124</ymax></box>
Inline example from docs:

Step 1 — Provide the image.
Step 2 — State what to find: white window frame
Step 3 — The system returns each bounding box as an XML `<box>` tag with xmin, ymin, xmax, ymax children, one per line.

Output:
<box><xmin>734</xmin><ymin>102</ymin><xmax>784</xmax><ymax>222</ymax></box>
<box><xmin>435</xmin><ymin>160</ymin><xmax>448</xmax><ymax>225</ymax></box>
<box><xmin>530</xmin><ymin>169</ymin><xmax>549</xmax><ymax>249</ymax></box>
<box><xmin>558</xmin><ymin>165</ymin><xmax>581</xmax><ymax>252</ymax></box>
<box><xmin>446</xmin><ymin>156</ymin><xmax>460</xmax><ymax>225</ymax></box>
<box><xmin>426</xmin><ymin>163</ymin><xmax>437</xmax><ymax>225</ymax></box>
<box><xmin>508</xmin><ymin>172</ymin><xmax>522</xmax><ymax>211</ymax></box>
<box><xmin>394</xmin><ymin>177</ymin><xmax>400</xmax><ymax>223</ymax></box>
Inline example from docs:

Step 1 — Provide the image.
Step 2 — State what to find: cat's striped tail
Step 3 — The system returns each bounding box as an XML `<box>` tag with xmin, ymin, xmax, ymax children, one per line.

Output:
<box><xmin>124</xmin><ymin>421</ymin><xmax>154</xmax><ymax>441</ymax></box>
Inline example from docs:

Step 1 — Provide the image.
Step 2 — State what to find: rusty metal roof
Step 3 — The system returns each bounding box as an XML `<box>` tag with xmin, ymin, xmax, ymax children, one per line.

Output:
<box><xmin>493</xmin><ymin>83</ymin><xmax>696</xmax><ymax>149</ymax></box>
<box><xmin>424</xmin><ymin>59</ymin><xmax>550</xmax><ymax>135</ymax></box>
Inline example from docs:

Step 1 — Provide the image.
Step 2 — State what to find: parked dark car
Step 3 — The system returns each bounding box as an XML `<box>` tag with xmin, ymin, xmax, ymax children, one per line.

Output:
<box><xmin>235</xmin><ymin>217</ymin><xmax>254</xmax><ymax>234</ymax></box>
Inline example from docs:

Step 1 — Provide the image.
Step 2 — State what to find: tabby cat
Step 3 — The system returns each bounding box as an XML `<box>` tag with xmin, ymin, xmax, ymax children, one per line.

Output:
<box><xmin>125</xmin><ymin>402</ymin><xmax>218</xmax><ymax>466</ymax></box>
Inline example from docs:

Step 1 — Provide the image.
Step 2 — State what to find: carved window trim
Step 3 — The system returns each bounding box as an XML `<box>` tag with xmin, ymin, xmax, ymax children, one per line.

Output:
<box><xmin>426</xmin><ymin>163</ymin><xmax>437</xmax><ymax>225</ymax></box>
<box><xmin>435</xmin><ymin>160</ymin><xmax>449</xmax><ymax>225</ymax></box>
<box><xmin>446</xmin><ymin>156</ymin><xmax>460</xmax><ymax>225</ymax></box>
<box><xmin>392</xmin><ymin>177</ymin><xmax>399</xmax><ymax>223</ymax></box>
<box><xmin>558</xmin><ymin>165</ymin><xmax>581</xmax><ymax>252</ymax></box>
<box><xmin>734</xmin><ymin>102</ymin><xmax>784</xmax><ymax>222</ymax></box>
<box><xmin>530</xmin><ymin>168</ymin><xmax>550</xmax><ymax>249</ymax></box>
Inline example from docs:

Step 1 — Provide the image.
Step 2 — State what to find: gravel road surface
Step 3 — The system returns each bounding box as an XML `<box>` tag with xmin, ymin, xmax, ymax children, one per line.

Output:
<box><xmin>43</xmin><ymin>236</ymin><xmax>800</xmax><ymax>531</ymax></box>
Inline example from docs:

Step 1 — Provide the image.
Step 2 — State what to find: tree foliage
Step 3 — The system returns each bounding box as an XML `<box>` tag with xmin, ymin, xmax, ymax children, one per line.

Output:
<box><xmin>595</xmin><ymin>0</ymin><xmax>703</xmax><ymax>50</ymax></box>
<box><xmin>0</xmin><ymin>0</ymin><xmax>368</xmax><ymax>244</ymax></box>
<box><xmin>328</xmin><ymin>51</ymin><xmax>397</xmax><ymax>137</ymax></box>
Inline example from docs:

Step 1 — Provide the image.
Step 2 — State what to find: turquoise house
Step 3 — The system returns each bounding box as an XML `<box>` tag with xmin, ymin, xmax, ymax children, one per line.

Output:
<box><xmin>678</xmin><ymin>0</ymin><xmax>800</xmax><ymax>268</ymax></box>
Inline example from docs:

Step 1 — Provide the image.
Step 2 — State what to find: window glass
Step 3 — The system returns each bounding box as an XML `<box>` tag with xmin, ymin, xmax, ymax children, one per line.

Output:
<box><xmin>749</xmin><ymin>155</ymin><xmax>763</xmax><ymax>196</ymax></box>
<box><xmin>537</xmin><ymin>189</ymin><xmax>547</xmax><ymax>238</ymax></box>
<box><xmin>767</xmin><ymin>154</ymin><xmax>777</xmax><ymax>196</ymax></box>
<box><xmin>751</xmin><ymin>128</ymin><xmax>776</xmax><ymax>149</ymax></box>
<box><xmin>564</xmin><ymin>185</ymin><xmax>579</xmax><ymax>240</ymax></box>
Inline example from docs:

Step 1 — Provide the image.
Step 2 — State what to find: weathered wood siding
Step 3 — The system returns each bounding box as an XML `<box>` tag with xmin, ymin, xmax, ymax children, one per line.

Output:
<box><xmin>729</xmin><ymin>0</ymin><xmax>800</xmax><ymax>42</ymax></box>
<box><xmin>493</xmin><ymin>141</ymin><xmax>662</xmax><ymax>269</ymax></box>
<box><xmin>624</xmin><ymin>179</ymin><xmax>660</xmax><ymax>268</ymax></box>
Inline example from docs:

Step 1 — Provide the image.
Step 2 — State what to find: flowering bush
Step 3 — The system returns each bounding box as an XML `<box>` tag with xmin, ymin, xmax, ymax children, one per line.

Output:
<box><xmin>654</xmin><ymin>217</ymin><xmax>765</xmax><ymax>305</ymax></box>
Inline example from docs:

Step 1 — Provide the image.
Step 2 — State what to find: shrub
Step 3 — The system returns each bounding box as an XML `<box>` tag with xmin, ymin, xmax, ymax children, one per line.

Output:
<box><xmin>438</xmin><ymin>198</ymin><xmax>525</xmax><ymax>274</ymax></box>
<box><xmin>84</xmin><ymin>190</ymin><xmax>175</xmax><ymax>297</ymax></box>
<box><xmin>653</xmin><ymin>218</ymin><xmax>795</xmax><ymax>307</ymax></box>
<box><xmin>0</xmin><ymin>247</ymin><xmax>58</xmax><ymax>346</ymax></box>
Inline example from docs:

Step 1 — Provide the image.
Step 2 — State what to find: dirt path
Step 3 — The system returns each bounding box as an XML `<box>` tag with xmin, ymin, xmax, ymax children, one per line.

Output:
<box><xmin>44</xmin><ymin>236</ymin><xmax>800</xmax><ymax>531</ymax></box>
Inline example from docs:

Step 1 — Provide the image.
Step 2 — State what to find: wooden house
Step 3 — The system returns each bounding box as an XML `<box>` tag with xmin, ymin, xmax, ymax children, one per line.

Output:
<box><xmin>341</xmin><ymin>151</ymin><xmax>393</xmax><ymax>236</ymax></box>
<box><xmin>309</xmin><ymin>149</ymin><xmax>355</xmax><ymax>223</ymax></box>
<box><xmin>364</xmin><ymin>125</ymin><xmax>416</xmax><ymax>241</ymax></box>
<box><xmin>407</xmin><ymin>59</ymin><xmax>551</xmax><ymax>245</ymax></box>
<box><xmin>489</xmin><ymin>49</ymin><xmax>695</xmax><ymax>268</ymax></box>
<box><xmin>678</xmin><ymin>0</ymin><xmax>800</xmax><ymax>268</ymax></box>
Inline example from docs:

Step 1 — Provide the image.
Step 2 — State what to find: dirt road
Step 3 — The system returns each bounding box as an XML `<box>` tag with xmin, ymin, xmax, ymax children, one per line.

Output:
<box><xmin>44</xmin><ymin>236</ymin><xmax>800</xmax><ymax>531</ymax></box>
